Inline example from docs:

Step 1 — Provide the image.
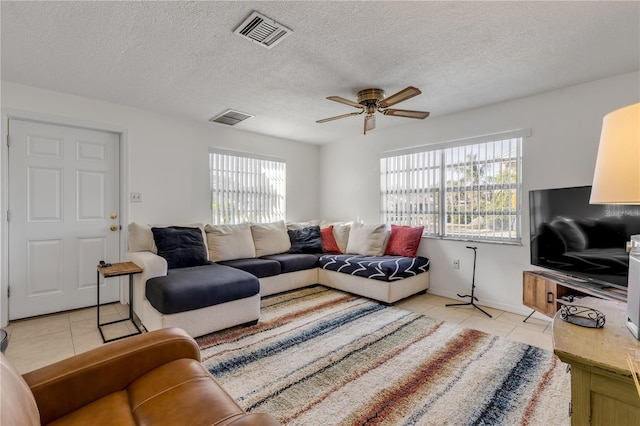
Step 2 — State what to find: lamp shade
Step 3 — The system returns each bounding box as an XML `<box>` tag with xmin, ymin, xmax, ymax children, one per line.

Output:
<box><xmin>590</xmin><ymin>103</ymin><xmax>640</xmax><ymax>204</ymax></box>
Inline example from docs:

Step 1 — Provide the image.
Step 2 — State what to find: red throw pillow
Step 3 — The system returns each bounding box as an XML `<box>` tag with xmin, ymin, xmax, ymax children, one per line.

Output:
<box><xmin>384</xmin><ymin>225</ymin><xmax>424</xmax><ymax>257</ymax></box>
<box><xmin>320</xmin><ymin>225</ymin><xmax>342</xmax><ymax>253</ymax></box>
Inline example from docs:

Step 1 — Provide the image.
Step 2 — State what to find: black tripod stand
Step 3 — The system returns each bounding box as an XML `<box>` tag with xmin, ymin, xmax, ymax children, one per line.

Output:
<box><xmin>446</xmin><ymin>246</ymin><xmax>492</xmax><ymax>318</ymax></box>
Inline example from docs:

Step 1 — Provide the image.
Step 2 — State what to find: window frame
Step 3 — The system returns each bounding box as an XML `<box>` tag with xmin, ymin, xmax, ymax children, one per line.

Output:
<box><xmin>209</xmin><ymin>148</ymin><xmax>286</xmax><ymax>225</ymax></box>
<box><xmin>380</xmin><ymin>129</ymin><xmax>529</xmax><ymax>244</ymax></box>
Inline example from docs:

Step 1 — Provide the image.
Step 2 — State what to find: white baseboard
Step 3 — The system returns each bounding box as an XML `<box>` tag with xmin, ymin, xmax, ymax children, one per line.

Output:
<box><xmin>426</xmin><ymin>288</ymin><xmax>553</xmax><ymax>322</ymax></box>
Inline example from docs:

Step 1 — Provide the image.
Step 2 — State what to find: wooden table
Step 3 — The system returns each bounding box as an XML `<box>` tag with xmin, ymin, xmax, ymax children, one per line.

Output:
<box><xmin>96</xmin><ymin>261</ymin><xmax>143</xmax><ymax>343</ymax></box>
<box><xmin>553</xmin><ymin>297</ymin><xmax>640</xmax><ymax>425</ymax></box>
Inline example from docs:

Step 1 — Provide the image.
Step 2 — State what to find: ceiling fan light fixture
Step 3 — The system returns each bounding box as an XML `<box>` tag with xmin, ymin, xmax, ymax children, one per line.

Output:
<box><xmin>357</xmin><ymin>88</ymin><xmax>386</xmax><ymax>106</ymax></box>
<box><xmin>317</xmin><ymin>86</ymin><xmax>430</xmax><ymax>135</ymax></box>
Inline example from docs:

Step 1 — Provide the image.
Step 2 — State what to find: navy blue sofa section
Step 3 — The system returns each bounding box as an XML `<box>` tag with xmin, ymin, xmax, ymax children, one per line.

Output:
<box><xmin>145</xmin><ymin>253</ymin><xmax>430</xmax><ymax>316</ymax></box>
<box><xmin>319</xmin><ymin>255</ymin><xmax>430</xmax><ymax>281</ymax></box>
<box><xmin>217</xmin><ymin>258</ymin><xmax>281</xmax><ymax>278</ymax></box>
<box><xmin>146</xmin><ymin>263</ymin><xmax>259</xmax><ymax>314</ymax></box>
<box><xmin>218</xmin><ymin>254</ymin><xmax>321</xmax><ymax>277</ymax></box>
<box><xmin>261</xmin><ymin>253</ymin><xmax>320</xmax><ymax>273</ymax></box>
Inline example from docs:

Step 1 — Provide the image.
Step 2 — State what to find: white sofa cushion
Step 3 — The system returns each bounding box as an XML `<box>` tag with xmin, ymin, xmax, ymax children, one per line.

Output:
<box><xmin>346</xmin><ymin>223</ymin><xmax>388</xmax><ymax>256</ymax></box>
<box><xmin>205</xmin><ymin>223</ymin><xmax>256</xmax><ymax>262</ymax></box>
<box><xmin>251</xmin><ymin>220</ymin><xmax>291</xmax><ymax>257</ymax></box>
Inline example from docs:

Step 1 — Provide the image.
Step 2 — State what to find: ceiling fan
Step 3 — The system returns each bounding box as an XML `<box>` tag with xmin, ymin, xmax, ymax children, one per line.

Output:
<box><xmin>316</xmin><ymin>86</ymin><xmax>430</xmax><ymax>135</ymax></box>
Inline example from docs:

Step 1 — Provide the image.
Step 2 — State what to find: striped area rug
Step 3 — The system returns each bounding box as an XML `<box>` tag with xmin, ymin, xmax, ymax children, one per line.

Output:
<box><xmin>198</xmin><ymin>286</ymin><xmax>570</xmax><ymax>425</ymax></box>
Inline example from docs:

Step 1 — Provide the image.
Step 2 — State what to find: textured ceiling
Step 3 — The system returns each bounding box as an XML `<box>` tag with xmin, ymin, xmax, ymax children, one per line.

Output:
<box><xmin>1</xmin><ymin>1</ymin><xmax>639</xmax><ymax>144</ymax></box>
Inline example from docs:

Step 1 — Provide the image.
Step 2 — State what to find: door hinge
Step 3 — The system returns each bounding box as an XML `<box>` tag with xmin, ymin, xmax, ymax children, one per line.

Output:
<box><xmin>7</xmin><ymin>286</ymin><xmax>10</xmax><ymax>298</ymax></box>
<box><xmin>6</xmin><ymin>210</ymin><xmax>9</xmax><ymax>223</ymax></box>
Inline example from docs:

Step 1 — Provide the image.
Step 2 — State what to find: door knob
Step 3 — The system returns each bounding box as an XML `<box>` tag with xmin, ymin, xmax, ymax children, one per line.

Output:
<box><xmin>110</xmin><ymin>225</ymin><xmax>118</xmax><ymax>232</ymax></box>
<box><xmin>110</xmin><ymin>213</ymin><xmax>118</xmax><ymax>219</ymax></box>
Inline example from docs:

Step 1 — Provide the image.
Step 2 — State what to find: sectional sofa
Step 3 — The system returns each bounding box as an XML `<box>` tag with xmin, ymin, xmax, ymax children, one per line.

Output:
<box><xmin>125</xmin><ymin>220</ymin><xmax>430</xmax><ymax>337</ymax></box>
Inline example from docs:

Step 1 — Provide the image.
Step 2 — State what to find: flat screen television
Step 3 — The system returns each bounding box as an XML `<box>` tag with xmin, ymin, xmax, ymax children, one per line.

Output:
<box><xmin>529</xmin><ymin>185</ymin><xmax>640</xmax><ymax>290</ymax></box>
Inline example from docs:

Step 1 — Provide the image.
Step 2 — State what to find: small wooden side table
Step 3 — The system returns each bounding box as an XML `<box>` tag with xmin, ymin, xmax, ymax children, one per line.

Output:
<box><xmin>97</xmin><ymin>261</ymin><xmax>143</xmax><ymax>343</ymax></box>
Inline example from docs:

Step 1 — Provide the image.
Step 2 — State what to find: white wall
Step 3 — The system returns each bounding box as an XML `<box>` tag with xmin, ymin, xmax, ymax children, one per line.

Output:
<box><xmin>319</xmin><ymin>71</ymin><xmax>640</xmax><ymax>316</ymax></box>
<box><xmin>2</xmin><ymin>73</ymin><xmax>638</xmax><ymax>320</ymax></box>
<box><xmin>0</xmin><ymin>82</ymin><xmax>320</xmax><ymax>325</ymax></box>
<box><xmin>1</xmin><ymin>82</ymin><xmax>319</xmax><ymax>225</ymax></box>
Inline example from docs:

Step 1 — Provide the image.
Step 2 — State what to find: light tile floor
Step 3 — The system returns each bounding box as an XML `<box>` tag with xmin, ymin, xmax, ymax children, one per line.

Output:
<box><xmin>2</xmin><ymin>291</ymin><xmax>552</xmax><ymax>374</ymax></box>
<box><xmin>3</xmin><ymin>302</ymin><xmax>142</xmax><ymax>374</ymax></box>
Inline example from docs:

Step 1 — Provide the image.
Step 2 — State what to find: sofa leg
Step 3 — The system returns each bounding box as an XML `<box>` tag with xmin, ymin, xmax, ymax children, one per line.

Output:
<box><xmin>243</xmin><ymin>319</ymin><xmax>259</xmax><ymax>327</ymax></box>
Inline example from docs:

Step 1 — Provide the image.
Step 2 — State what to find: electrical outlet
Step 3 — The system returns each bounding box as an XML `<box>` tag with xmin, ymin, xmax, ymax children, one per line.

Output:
<box><xmin>452</xmin><ymin>259</ymin><xmax>460</xmax><ymax>269</ymax></box>
<box><xmin>130</xmin><ymin>192</ymin><xmax>142</xmax><ymax>203</ymax></box>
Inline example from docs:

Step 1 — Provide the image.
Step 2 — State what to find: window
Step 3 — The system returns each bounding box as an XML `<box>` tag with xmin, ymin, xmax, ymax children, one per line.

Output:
<box><xmin>380</xmin><ymin>129</ymin><xmax>528</xmax><ymax>243</ymax></box>
<box><xmin>209</xmin><ymin>149</ymin><xmax>286</xmax><ymax>224</ymax></box>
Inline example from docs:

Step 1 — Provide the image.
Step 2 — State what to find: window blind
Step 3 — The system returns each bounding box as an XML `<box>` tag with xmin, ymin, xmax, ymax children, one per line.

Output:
<box><xmin>380</xmin><ymin>131</ymin><xmax>525</xmax><ymax>243</ymax></box>
<box><xmin>443</xmin><ymin>137</ymin><xmax>521</xmax><ymax>242</ymax></box>
<box><xmin>380</xmin><ymin>150</ymin><xmax>441</xmax><ymax>235</ymax></box>
<box><xmin>209</xmin><ymin>149</ymin><xmax>286</xmax><ymax>224</ymax></box>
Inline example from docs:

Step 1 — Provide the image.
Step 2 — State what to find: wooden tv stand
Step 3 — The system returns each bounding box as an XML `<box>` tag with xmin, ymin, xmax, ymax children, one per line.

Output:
<box><xmin>523</xmin><ymin>270</ymin><xmax>626</xmax><ymax>318</ymax></box>
<box><xmin>553</xmin><ymin>297</ymin><xmax>640</xmax><ymax>424</ymax></box>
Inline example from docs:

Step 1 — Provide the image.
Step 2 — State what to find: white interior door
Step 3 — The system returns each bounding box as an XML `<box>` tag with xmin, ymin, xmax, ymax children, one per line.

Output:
<box><xmin>8</xmin><ymin>119</ymin><xmax>120</xmax><ymax>319</ymax></box>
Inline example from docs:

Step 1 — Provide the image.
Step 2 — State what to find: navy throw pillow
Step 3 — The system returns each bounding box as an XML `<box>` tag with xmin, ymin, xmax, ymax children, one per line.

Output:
<box><xmin>288</xmin><ymin>226</ymin><xmax>323</xmax><ymax>254</ymax></box>
<box><xmin>151</xmin><ymin>226</ymin><xmax>208</xmax><ymax>269</ymax></box>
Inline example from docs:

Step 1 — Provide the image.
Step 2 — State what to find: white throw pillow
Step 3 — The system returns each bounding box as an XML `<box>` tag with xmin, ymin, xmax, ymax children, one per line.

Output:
<box><xmin>331</xmin><ymin>222</ymin><xmax>352</xmax><ymax>254</ymax></box>
<box><xmin>346</xmin><ymin>223</ymin><xmax>388</xmax><ymax>256</ymax></box>
<box><xmin>251</xmin><ymin>220</ymin><xmax>291</xmax><ymax>257</ymax></box>
<box><xmin>319</xmin><ymin>221</ymin><xmax>351</xmax><ymax>254</ymax></box>
<box><xmin>205</xmin><ymin>223</ymin><xmax>256</xmax><ymax>262</ymax></box>
<box><xmin>128</xmin><ymin>222</ymin><xmax>155</xmax><ymax>252</ymax></box>
<box><xmin>286</xmin><ymin>219</ymin><xmax>321</xmax><ymax>231</ymax></box>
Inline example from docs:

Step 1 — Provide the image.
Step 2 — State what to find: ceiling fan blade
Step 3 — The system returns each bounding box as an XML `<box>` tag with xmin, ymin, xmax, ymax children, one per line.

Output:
<box><xmin>327</xmin><ymin>96</ymin><xmax>364</xmax><ymax>109</ymax></box>
<box><xmin>382</xmin><ymin>109</ymin><xmax>430</xmax><ymax>119</ymax></box>
<box><xmin>378</xmin><ymin>86</ymin><xmax>422</xmax><ymax>108</ymax></box>
<box><xmin>316</xmin><ymin>111</ymin><xmax>362</xmax><ymax>123</ymax></box>
<box><xmin>364</xmin><ymin>114</ymin><xmax>375</xmax><ymax>135</ymax></box>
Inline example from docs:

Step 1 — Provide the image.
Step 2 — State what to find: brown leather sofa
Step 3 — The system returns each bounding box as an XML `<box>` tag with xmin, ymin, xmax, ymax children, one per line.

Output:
<box><xmin>1</xmin><ymin>327</ymin><xmax>280</xmax><ymax>425</ymax></box>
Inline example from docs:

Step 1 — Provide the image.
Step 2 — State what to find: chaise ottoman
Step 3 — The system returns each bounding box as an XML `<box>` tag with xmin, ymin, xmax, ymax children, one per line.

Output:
<box><xmin>143</xmin><ymin>263</ymin><xmax>260</xmax><ymax>337</ymax></box>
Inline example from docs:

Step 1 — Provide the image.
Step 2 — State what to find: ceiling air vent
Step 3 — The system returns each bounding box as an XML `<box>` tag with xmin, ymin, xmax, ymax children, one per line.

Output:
<box><xmin>209</xmin><ymin>110</ymin><xmax>254</xmax><ymax>126</ymax></box>
<box><xmin>233</xmin><ymin>11</ymin><xmax>292</xmax><ymax>49</ymax></box>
